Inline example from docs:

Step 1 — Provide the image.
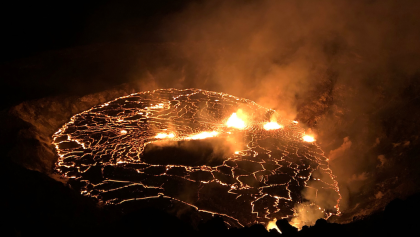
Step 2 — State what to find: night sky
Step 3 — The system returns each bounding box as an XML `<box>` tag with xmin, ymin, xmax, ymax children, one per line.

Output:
<box><xmin>1</xmin><ymin>1</ymin><xmax>191</xmax><ymax>63</ymax></box>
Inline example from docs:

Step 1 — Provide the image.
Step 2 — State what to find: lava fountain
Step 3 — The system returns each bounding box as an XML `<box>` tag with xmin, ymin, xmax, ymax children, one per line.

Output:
<box><xmin>52</xmin><ymin>88</ymin><xmax>340</xmax><ymax>228</ymax></box>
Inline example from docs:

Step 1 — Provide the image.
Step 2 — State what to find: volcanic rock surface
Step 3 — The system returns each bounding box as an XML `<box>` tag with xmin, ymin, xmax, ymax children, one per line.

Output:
<box><xmin>52</xmin><ymin>88</ymin><xmax>340</xmax><ymax>227</ymax></box>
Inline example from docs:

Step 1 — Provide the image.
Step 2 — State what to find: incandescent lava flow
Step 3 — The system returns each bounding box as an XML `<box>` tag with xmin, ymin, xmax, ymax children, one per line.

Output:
<box><xmin>53</xmin><ymin>88</ymin><xmax>340</xmax><ymax>228</ymax></box>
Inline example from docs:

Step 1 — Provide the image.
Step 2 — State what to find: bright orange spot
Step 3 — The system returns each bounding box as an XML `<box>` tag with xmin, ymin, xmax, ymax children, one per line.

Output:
<box><xmin>120</xmin><ymin>130</ymin><xmax>127</xmax><ymax>135</ymax></box>
<box><xmin>150</xmin><ymin>103</ymin><xmax>165</xmax><ymax>109</ymax></box>
<box><xmin>155</xmin><ymin>133</ymin><xmax>175</xmax><ymax>139</ymax></box>
<box><xmin>292</xmin><ymin>121</ymin><xmax>298</xmax><ymax>124</ymax></box>
<box><xmin>303</xmin><ymin>135</ymin><xmax>315</xmax><ymax>142</ymax></box>
<box><xmin>267</xmin><ymin>218</ymin><xmax>281</xmax><ymax>233</ymax></box>
<box><xmin>226</xmin><ymin>112</ymin><xmax>246</xmax><ymax>129</ymax></box>
<box><xmin>263</xmin><ymin>122</ymin><xmax>283</xmax><ymax>130</ymax></box>
<box><xmin>185</xmin><ymin>131</ymin><xmax>218</xmax><ymax>140</ymax></box>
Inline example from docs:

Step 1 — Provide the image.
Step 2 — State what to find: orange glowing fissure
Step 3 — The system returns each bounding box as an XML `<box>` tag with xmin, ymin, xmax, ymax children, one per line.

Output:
<box><xmin>267</xmin><ymin>218</ymin><xmax>281</xmax><ymax>233</ymax></box>
<box><xmin>52</xmin><ymin>88</ymin><xmax>341</xmax><ymax>229</ymax></box>
<box><xmin>303</xmin><ymin>135</ymin><xmax>315</xmax><ymax>142</ymax></box>
<box><xmin>226</xmin><ymin>112</ymin><xmax>247</xmax><ymax>129</ymax></box>
<box><xmin>263</xmin><ymin>121</ymin><xmax>283</xmax><ymax>130</ymax></box>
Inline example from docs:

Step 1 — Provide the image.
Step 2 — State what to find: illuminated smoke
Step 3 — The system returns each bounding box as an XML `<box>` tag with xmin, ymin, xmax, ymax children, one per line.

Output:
<box><xmin>290</xmin><ymin>204</ymin><xmax>325</xmax><ymax>229</ymax></box>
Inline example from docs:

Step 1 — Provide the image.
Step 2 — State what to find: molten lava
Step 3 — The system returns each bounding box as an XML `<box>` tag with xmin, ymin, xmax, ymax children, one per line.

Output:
<box><xmin>185</xmin><ymin>131</ymin><xmax>219</xmax><ymax>140</ymax></box>
<box><xmin>155</xmin><ymin>133</ymin><xmax>175</xmax><ymax>139</ymax></box>
<box><xmin>226</xmin><ymin>110</ymin><xmax>247</xmax><ymax>129</ymax></box>
<box><xmin>267</xmin><ymin>218</ymin><xmax>281</xmax><ymax>233</ymax></box>
<box><xmin>303</xmin><ymin>135</ymin><xmax>315</xmax><ymax>142</ymax></box>
<box><xmin>52</xmin><ymin>88</ymin><xmax>340</xmax><ymax>228</ymax></box>
<box><xmin>263</xmin><ymin>122</ymin><xmax>283</xmax><ymax>130</ymax></box>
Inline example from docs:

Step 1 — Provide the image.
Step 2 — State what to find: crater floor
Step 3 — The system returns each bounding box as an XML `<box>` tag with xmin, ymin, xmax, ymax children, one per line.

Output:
<box><xmin>53</xmin><ymin>88</ymin><xmax>340</xmax><ymax>227</ymax></box>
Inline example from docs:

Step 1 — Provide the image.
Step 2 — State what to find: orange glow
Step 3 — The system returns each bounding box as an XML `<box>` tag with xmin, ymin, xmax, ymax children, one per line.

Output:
<box><xmin>263</xmin><ymin>122</ymin><xmax>283</xmax><ymax>130</ymax></box>
<box><xmin>120</xmin><ymin>130</ymin><xmax>127</xmax><ymax>135</ymax></box>
<box><xmin>267</xmin><ymin>218</ymin><xmax>281</xmax><ymax>233</ymax></box>
<box><xmin>290</xmin><ymin>219</ymin><xmax>302</xmax><ymax>230</ymax></box>
<box><xmin>149</xmin><ymin>103</ymin><xmax>165</xmax><ymax>109</ymax></box>
<box><xmin>185</xmin><ymin>131</ymin><xmax>218</xmax><ymax>140</ymax></box>
<box><xmin>303</xmin><ymin>135</ymin><xmax>315</xmax><ymax>142</ymax></box>
<box><xmin>155</xmin><ymin>133</ymin><xmax>175</xmax><ymax>139</ymax></box>
<box><xmin>226</xmin><ymin>111</ymin><xmax>246</xmax><ymax>129</ymax></box>
<box><xmin>292</xmin><ymin>121</ymin><xmax>298</xmax><ymax>124</ymax></box>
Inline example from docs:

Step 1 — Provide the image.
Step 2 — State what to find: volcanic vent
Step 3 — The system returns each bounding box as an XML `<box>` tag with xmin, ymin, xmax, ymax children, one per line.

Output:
<box><xmin>53</xmin><ymin>88</ymin><xmax>340</xmax><ymax>228</ymax></box>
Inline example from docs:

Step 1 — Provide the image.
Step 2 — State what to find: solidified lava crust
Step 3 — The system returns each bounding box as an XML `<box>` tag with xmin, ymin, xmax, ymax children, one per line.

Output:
<box><xmin>53</xmin><ymin>88</ymin><xmax>340</xmax><ymax>228</ymax></box>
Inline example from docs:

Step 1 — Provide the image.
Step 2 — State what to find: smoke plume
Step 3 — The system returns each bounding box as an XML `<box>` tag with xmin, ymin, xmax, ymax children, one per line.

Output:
<box><xmin>133</xmin><ymin>0</ymin><xmax>420</xmax><ymax>220</ymax></box>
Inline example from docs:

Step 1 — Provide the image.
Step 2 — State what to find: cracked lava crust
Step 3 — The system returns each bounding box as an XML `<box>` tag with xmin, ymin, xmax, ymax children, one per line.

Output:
<box><xmin>53</xmin><ymin>88</ymin><xmax>340</xmax><ymax>228</ymax></box>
